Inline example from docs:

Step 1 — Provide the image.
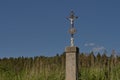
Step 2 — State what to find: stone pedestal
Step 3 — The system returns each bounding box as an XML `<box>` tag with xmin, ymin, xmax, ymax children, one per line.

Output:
<box><xmin>65</xmin><ymin>46</ymin><xmax>79</xmax><ymax>80</ymax></box>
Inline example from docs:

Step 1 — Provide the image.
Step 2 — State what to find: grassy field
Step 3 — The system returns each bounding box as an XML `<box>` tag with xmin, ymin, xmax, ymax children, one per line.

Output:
<box><xmin>0</xmin><ymin>65</ymin><xmax>120</xmax><ymax>80</ymax></box>
<box><xmin>0</xmin><ymin>53</ymin><xmax>120</xmax><ymax>80</ymax></box>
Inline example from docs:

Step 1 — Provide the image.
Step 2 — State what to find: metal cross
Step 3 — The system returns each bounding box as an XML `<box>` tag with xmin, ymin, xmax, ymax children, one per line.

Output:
<box><xmin>67</xmin><ymin>11</ymin><xmax>78</xmax><ymax>47</ymax></box>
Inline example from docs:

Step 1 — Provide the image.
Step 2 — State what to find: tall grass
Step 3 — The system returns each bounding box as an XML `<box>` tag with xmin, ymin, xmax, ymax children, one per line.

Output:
<box><xmin>0</xmin><ymin>54</ymin><xmax>120</xmax><ymax>80</ymax></box>
<box><xmin>0</xmin><ymin>64</ymin><xmax>120</xmax><ymax>80</ymax></box>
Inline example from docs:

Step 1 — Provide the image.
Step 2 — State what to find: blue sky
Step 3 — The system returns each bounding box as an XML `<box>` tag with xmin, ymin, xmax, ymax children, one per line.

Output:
<box><xmin>0</xmin><ymin>0</ymin><xmax>120</xmax><ymax>58</ymax></box>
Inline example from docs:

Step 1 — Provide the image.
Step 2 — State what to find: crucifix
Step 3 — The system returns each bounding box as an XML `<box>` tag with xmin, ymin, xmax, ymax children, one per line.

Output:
<box><xmin>68</xmin><ymin>11</ymin><xmax>78</xmax><ymax>47</ymax></box>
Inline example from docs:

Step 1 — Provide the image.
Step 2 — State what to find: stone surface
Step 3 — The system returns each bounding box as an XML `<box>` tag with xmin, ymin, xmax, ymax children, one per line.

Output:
<box><xmin>65</xmin><ymin>46</ymin><xmax>79</xmax><ymax>53</ymax></box>
<box><xmin>65</xmin><ymin>46</ymin><xmax>79</xmax><ymax>80</ymax></box>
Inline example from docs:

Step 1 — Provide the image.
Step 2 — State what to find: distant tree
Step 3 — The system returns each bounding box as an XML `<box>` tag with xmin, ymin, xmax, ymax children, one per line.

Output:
<box><xmin>96</xmin><ymin>52</ymin><xmax>101</xmax><ymax>67</ymax></box>
<box><xmin>101</xmin><ymin>53</ymin><xmax>108</xmax><ymax>67</ymax></box>
<box><xmin>79</xmin><ymin>53</ymin><xmax>87</xmax><ymax>67</ymax></box>
<box><xmin>60</xmin><ymin>52</ymin><xmax>65</xmax><ymax>69</ymax></box>
<box><xmin>110</xmin><ymin>49</ymin><xmax>117</xmax><ymax>66</ymax></box>
<box><xmin>88</xmin><ymin>51</ymin><xmax>95</xmax><ymax>67</ymax></box>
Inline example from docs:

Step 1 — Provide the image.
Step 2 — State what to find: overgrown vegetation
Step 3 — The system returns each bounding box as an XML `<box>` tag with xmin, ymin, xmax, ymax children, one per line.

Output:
<box><xmin>0</xmin><ymin>51</ymin><xmax>120</xmax><ymax>80</ymax></box>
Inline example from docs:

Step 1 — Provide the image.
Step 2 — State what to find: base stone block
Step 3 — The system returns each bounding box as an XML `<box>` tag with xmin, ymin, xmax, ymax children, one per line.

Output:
<box><xmin>65</xmin><ymin>46</ymin><xmax>79</xmax><ymax>80</ymax></box>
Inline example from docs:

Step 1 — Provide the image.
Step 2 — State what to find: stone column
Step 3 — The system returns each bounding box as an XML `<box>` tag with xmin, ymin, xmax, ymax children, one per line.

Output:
<box><xmin>65</xmin><ymin>46</ymin><xmax>79</xmax><ymax>80</ymax></box>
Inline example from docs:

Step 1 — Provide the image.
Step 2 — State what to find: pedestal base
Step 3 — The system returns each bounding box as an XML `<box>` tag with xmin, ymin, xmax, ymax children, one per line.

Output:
<box><xmin>65</xmin><ymin>46</ymin><xmax>79</xmax><ymax>80</ymax></box>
